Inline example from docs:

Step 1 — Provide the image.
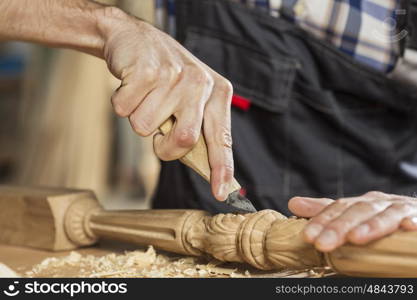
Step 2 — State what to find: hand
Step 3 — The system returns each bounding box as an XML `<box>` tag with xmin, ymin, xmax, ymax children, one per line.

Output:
<box><xmin>288</xmin><ymin>191</ymin><xmax>417</xmax><ymax>252</ymax></box>
<box><xmin>98</xmin><ymin>8</ymin><xmax>234</xmax><ymax>201</ymax></box>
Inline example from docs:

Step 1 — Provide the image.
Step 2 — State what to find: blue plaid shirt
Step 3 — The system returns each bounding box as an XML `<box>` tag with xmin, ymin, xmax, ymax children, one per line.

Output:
<box><xmin>155</xmin><ymin>0</ymin><xmax>403</xmax><ymax>73</ymax></box>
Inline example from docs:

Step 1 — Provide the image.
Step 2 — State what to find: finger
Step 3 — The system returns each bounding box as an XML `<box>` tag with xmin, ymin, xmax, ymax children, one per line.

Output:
<box><xmin>153</xmin><ymin>67</ymin><xmax>212</xmax><ymax>160</ymax></box>
<box><xmin>111</xmin><ymin>68</ymin><xmax>159</xmax><ymax>117</ymax></box>
<box><xmin>314</xmin><ymin>201</ymin><xmax>390</xmax><ymax>252</ymax></box>
<box><xmin>203</xmin><ymin>78</ymin><xmax>234</xmax><ymax>201</ymax></box>
<box><xmin>302</xmin><ymin>199</ymin><xmax>354</xmax><ymax>243</ymax></box>
<box><xmin>288</xmin><ymin>197</ymin><xmax>334</xmax><ymax>218</ymax></box>
<box><xmin>129</xmin><ymin>83</ymin><xmax>178</xmax><ymax>137</ymax></box>
<box><xmin>153</xmin><ymin>105</ymin><xmax>204</xmax><ymax>161</ymax></box>
<box><xmin>401</xmin><ymin>216</ymin><xmax>417</xmax><ymax>231</ymax></box>
<box><xmin>347</xmin><ymin>203</ymin><xmax>414</xmax><ymax>245</ymax></box>
<box><xmin>128</xmin><ymin>61</ymin><xmax>185</xmax><ymax>135</ymax></box>
<box><xmin>301</xmin><ymin>194</ymin><xmax>382</xmax><ymax>243</ymax></box>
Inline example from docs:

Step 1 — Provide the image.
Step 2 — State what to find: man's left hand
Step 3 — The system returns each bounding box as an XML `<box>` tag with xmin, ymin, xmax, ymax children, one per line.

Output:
<box><xmin>288</xmin><ymin>191</ymin><xmax>417</xmax><ymax>252</ymax></box>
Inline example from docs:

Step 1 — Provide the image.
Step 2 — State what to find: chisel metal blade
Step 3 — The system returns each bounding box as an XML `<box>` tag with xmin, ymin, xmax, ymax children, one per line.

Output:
<box><xmin>225</xmin><ymin>190</ymin><xmax>257</xmax><ymax>214</ymax></box>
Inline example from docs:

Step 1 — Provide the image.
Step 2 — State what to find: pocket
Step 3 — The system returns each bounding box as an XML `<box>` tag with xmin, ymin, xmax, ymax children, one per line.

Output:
<box><xmin>184</xmin><ymin>27</ymin><xmax>299</xmax><ymax>113</ymax></box>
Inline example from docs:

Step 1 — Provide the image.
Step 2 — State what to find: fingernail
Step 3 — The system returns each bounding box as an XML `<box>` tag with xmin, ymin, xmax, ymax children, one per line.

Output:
<box><xmin>316</xmin><ymin>229</ymin><xmax>338</xmax><ymax>247</ymax></box>
<box><xmin>217</xmin><ymin>183</ymin><xmax>228</xmax><ymax>201</ymax></box>
<box><xmin>354</xmin><ymin>224</ymin><xmax>370</xmax><ymax>237</ymax></box>
<box><xmin>304</xmin><ymin>224</ymin><xmax>323</xmax><ymax>240</ymax></box>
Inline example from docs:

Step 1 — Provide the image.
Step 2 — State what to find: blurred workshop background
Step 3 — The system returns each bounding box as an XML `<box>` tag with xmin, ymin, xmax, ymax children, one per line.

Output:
<box><xmin>0</xmin><ymin>0</ymin><xmax>176</xmax><ymax>209</ymax></box>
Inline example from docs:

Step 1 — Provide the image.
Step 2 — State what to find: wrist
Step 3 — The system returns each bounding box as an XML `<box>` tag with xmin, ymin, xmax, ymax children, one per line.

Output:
<box><xmin>95</xmin><ymin>6</ymin><xmax>146</xmax><ymax>59</ymax></box>
<box><xmin>96</xmin><ymin>7</ymin><xmax>129</xmax><ymax>50</ymax></box>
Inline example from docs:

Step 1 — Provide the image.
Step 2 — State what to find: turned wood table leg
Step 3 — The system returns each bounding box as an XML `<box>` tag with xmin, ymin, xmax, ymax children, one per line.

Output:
<box><xmin>65</xmin><ymin>204</ymin><xmax>324</xmax><ymax>270</ymax></box>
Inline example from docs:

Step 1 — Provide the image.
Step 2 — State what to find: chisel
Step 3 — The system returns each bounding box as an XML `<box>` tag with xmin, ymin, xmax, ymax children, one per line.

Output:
<box><xmin>159</xmin><ymin>117</ymin><xmax>256</xmax><ymax>213</ymax></box>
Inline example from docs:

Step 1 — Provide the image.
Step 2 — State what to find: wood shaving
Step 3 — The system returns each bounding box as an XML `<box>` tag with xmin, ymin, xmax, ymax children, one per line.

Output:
<box><xmin>25</xmin><ymin>246</ymin><xmax>252</xmax><ymax>278</ymax></box>
<box><xmin>0</xmin><ymin>263</ymin><xmax>19</xmax><ymax>278</ymax></box>
<box><xmin>24</xmin><ymin>247</ymin><xmax>334</xmax><ymax>278</ymax></box>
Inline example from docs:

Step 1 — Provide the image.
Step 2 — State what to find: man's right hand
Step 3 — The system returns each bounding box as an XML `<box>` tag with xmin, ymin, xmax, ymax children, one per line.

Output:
<box><xmin>97</xmin><ymin>7</ymin><xmax>235</xmax><ymax>201</ymax></box>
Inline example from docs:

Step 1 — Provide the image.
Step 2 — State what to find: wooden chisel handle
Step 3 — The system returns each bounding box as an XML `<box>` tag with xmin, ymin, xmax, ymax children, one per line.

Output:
<box><xmin>159</xmin><ymin>117</ymin><xmax>241</xmax><ymax>193</ymax></box>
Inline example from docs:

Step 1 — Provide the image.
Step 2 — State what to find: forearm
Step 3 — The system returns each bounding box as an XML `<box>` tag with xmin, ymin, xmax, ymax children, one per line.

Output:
<box><xmin>0</xmin><ymin>0</ymin><xmax>112</xmax><ymax>57</ymax></box>
<box><xmin>0</xmin><ymin>0</ymin><xmax>236</xmax><ymax>200</ymax></box>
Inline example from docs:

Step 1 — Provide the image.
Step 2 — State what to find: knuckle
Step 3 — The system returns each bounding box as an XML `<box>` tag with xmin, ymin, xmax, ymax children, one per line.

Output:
<box><xmin>155</xmin><ymin>150</ymin><xmax>171</xmax><ymax>162</ymax></box>
<box><xmin>207</xmin><ymin>125</ymin><xmax>233</xmax><ymax>148</ymax></box>
<box><xmin>225</xmin><ymin>162</ymin><xmax>234</xmax><ymax>172</ymax></box>
<box><xmin>212</xmin><ymin>162</ymin><xmax>234</xmax><ymax>182</ymax></box>
<box><xmin>188</xmin><ymin>67</ymin><xmax>213</xmax><ymax>87</ymax></box>
<box><xmin>175</xmin><ymin>127</ymin><xmax>199</xmax><ymax>148</ymax></box>
<box><xmin>222</xmin><ymin>163</ymin><xmax>234</xmax><ymax>181</ymax></box>
<box><xmin>309</xmin><ymin>216</ymin><xmax>327</xmax><ymax>226</ymax></box>
<box><xmin>367</xmin><ymin>217</ymin><xmax>384</xmax><ymax>231</ymax></box>
<box><xmin>222</xmin><ymin>129</ymin><xmax>233</xmax><ymax>148</ymax></box>
<box><xmin>392</xmin><ymin>196</ymin><xmax>413</xmax><ymax>203</ymax></box>
<box><xmin>112</xmin><ymin>102</ymin><xmax>130</xmax><ymax>117</ymax></box>
<box><xmin>215</xmin><ymin>79</ymin><xmax>233</xmax><ymax>99</ymax></box>
<box><xmin>103</xmin><ymin>6</ymin><xmax>126</xmax><ymax>19</ymax></box>
<box><xmin>313</xmin><ymin>214</ymin><xmax>332</xmax><ymax>224</ymax></box>
<box><xmin>141</xmin><ymin>66</ymin><xmax>159</xmax><ymax>85</ymax></box>
<box><xmin>129</xmin><ymin>115</ymin><xmax>153</xmax><ymax>136</ymax></box>
<box><xmin>314</xmin><ymin>204</ymin><xmax>343</xmax><ymax>223</ymax></box>
<box><xmin>327</xmin><ymin>220</ymin><xmax>353</xmax><ymax>233</ymax></box>
<box><xmin>353</xmin><ymin>201</ymin><xmax>379</xmax><ymax>212</ymax></box>
<box><xmin>165</xmin><ymin>63</ymin><xmax>183</xmax><ymax>82</ymax></box>
<box><xmin>111</xmin><ymin>92</ymin><xmax>132</xmax><ymax>117</ymax></box>
<box><xmin>389</xmin><ymin>202</ymin><xmax>409</xmax><ymax>212</ymax></box>
<box><xmin>365</xmin><ymin>191</ymin><xmax>385</xmax><ymax>198</ymax></box>
<box><xmin>217</xmin><ymin>123</ymin><xmax>233</xmax><ymax>147</ymax></box>
<box><xmin>334</xmin><ymin>198</ymin><xmax>348</xmax><ymax>206</ymax></box>
<box><xmin>155</xmin><ymin>148</ymin><xmax>171</xmax><ymax>161</ymax></box>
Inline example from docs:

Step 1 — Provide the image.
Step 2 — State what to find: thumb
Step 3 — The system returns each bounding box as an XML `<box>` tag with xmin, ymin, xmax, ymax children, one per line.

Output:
<box><xmin>288</xmin><ymin>196</ymin><xmax>334</xmax><ymax>218</ymax></box>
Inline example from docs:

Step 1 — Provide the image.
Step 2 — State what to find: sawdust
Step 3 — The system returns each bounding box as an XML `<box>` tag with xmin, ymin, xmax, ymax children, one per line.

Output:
<box><xmin>24</xmin><ymin>247</ymin><xmax>333</xmax><ymax>278</ymax></box>
<box><xmin>25</xmin><ymin>246</ymin><xmax>251</xmax><ymax>278</ymax></box>
<box><xmin>0</xmin><ymin>263</ymin><xmax>19</xmax><ymax>277</ymax></box>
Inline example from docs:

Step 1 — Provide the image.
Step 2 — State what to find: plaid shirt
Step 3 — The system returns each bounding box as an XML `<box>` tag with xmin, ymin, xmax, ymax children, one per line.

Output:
<box><xmin>155</xmin><ymin>0</ymin><xmax>403</xmax><ymax>73</ymax></box>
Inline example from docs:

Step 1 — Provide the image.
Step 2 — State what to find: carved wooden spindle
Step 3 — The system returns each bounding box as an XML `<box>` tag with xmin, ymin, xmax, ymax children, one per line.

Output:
<box><xmin>65</xmin><ymin>202</ymin><xmax>323</xmax><ymax>270</ymax></box>
<box><xmin>66</xmin><ymin>203</ymin><xmax>417</xmax><ymax>276</ymax></box>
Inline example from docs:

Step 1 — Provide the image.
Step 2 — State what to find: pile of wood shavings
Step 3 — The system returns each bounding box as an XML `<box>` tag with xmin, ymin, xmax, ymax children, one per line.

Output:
<box><xmin>25</xmin><ymin>246</ymin><xmax>252</xmax><ymax>278</ymax></box>
<box><xmin>0</xmin><ymin>263</ymin><xmax>19</xmax><ymax>278</ymax></box>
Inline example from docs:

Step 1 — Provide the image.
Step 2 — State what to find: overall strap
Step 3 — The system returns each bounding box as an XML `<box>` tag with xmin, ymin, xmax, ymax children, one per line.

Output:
<box><xmin>407</xmin><ymin>0</ymin><xmax>417</xmax><ymax>51</ymax></box>
<box><xmin>400</xmin><ymin>0</ymin><xmax>417</xmax><ymax>54</ymax></box>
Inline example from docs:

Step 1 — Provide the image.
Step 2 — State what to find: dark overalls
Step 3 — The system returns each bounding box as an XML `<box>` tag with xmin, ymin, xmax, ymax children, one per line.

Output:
<box><xmin>153</xmin><ymin>0</ymin><xmax>417</xmax><ymax>216</ymax></box>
